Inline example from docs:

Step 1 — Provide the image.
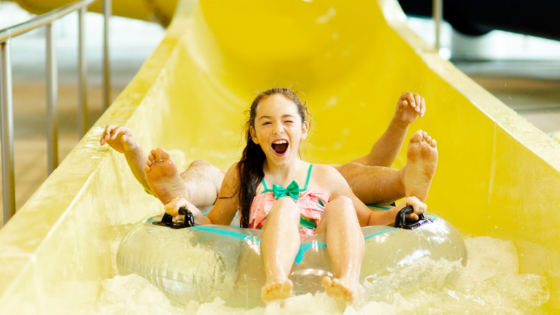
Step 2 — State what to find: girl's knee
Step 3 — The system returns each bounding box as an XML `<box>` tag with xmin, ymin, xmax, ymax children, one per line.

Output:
<box><xmin>329</xmin><ymin>196</ymin><xmax>353</xmax><ymax>209</ymax></box>
<box><xmin>326</xmin><ymin>196</ymin><xmax>356</xmax><ymax>219</ymax></box>
<box><xmin>188</xmin><ymin>160</ymin><xmax>211</xmax><ymax>169</ymax></box>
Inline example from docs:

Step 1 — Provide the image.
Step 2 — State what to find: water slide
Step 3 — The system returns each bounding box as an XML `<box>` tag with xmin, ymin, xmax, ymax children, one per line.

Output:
<box><xmin>1</xmin><ymin>0</ymin><xmax>560</xmax><ymax>313</ymax></box>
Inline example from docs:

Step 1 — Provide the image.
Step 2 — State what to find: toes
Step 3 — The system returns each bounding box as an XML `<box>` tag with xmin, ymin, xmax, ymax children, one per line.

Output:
<box><xmin>262</xmin><ymin>280</ymin><xmax>293</xmax><ymax>302</ymax></box>
<box><xmin>149</xmin><ymin>148</ymin><xmax>171</xmax><ymax>163</ymax></box>
<box><xmin>322</xmin><ymin>276</ymin><xmax>333</xmax><ymax>288</ymax></box>
<box><xmin>430</xmin><ymin>139</ymin><xmax>437</xmax><ymax>148</ymax></box>
<box><xmin>282</xmin><ymin>280</ymin><xmax>292</xmax><ymax>292</ymax></box>
<box><xmin>159</xmin><ymin>148</ymin><xmax>170</xmax><ymax>160</ymax></box>
<box><xmin>148</xmin><ymin>148</ymin><xmax>170</xmax><ymax>165</ymax></box>
<box><xmin>152</xmin><ymin>148</ymin><xmax>162</xmax><ymax>159</ymax></box>
<box><xmin>410</xmin><ymin>130</ymin><xmax>423</xmax><ymax>143</ymax></box>
<box><xmin>425</xmin><ymin>134</ymin><xmax>433</xmax><ymax>143</ymax></box>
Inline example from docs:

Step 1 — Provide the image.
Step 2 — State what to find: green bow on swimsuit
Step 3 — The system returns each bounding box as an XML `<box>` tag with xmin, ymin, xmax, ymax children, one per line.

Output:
<box><xmin>272</xmin><ymin>180</ymin><xmax>300</xmax><ymax>200</ymax></box>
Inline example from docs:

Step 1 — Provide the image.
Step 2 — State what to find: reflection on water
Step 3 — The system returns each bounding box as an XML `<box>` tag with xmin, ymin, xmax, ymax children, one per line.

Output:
<box><xmin>91</xmin><ymin>236</ymin><xmax>549</xmax><ymax>314</ymax></box>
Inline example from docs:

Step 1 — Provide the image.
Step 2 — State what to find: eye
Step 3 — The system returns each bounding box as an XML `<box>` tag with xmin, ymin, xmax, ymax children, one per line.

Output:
<box><xmin>262</xmin><ymin>121</ymin><xmax>271</xmax><ymax>126</ymax></box>
<box><xmin>284</xmin><ymin>120</ymin><xmax>294</xmax><ymax>124</ymax></box>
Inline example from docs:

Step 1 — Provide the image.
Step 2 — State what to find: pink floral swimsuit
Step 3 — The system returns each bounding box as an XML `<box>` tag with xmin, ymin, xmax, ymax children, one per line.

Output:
<box><xmin>245</xmin><ymin>164</ymin><xmax>329</xmax><ymax>236</ymax></box>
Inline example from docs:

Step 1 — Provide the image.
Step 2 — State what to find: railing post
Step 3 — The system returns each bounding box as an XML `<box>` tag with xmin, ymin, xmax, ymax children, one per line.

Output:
<box><xmin>102</xmin><ymin>0</ymin><xmax>111</xmax><ymax>110</ymax></box>
<box><xmin>0</xmin><ymin>0</ymin><xmax>101</xmax><ymax>224</ymax></box>
<box><xmin>78</xmin><ymin>6</ymin><xmax>88</xmax><ymax>138</ymax></box>
<box><xmin>1</xmin><ymin>40</ymin><xmax>16</xmax><ymax>224</ymax></box>
<box><xmin>46</xmin><ymin>23</ymin><xmax>59</xmax><ymax>174</ymax></box>
<box><xmin>433</xmin><ymin>0</ymin><xmax>442</xmax><ymax>54</ymax></box>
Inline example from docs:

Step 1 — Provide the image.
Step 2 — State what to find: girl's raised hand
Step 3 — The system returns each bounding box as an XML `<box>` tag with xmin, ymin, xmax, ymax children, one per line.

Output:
<box><xmin>99</xmin><ymin>125</ymin><xmax>138</xmax><ymax>153</ymax></box>
<box><xmin>394</xmin><ymin>196</ymin><xmax>427</xmax><ymax>221</ymax></box>
<box><xmin>394</xmin><ymin>92</ymin><xmax>426</xmax><ymax>125</ymax></box>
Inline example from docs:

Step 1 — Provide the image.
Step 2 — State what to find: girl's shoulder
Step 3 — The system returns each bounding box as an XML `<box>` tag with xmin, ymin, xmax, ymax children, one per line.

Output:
<box><xmin>311</xmin><ymin>163</ymin><xmax>340</xmax><ymax>177</ymax></box>
<box><xmin>307</xmin><ymin>163</ymin><xmax>353</xmax><ymax>199</ymax></box>
<box><xmin>309</xmin><ymin>164</ymin><xmax>347</xmax><ymax>188</ymax></box>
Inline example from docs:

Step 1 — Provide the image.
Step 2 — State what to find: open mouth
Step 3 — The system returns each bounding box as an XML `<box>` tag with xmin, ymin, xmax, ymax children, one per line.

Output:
<box><xmin>271</xmin><ymin>140</ymin><xmax>289</xmax><ymax>155</ymax></box>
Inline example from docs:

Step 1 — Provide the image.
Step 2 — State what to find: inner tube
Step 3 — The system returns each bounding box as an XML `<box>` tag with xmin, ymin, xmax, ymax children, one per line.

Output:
<box><xmin>117</xmin><ymin>211</ymin><xmax>467</xmax><ymax>307</ymax></box>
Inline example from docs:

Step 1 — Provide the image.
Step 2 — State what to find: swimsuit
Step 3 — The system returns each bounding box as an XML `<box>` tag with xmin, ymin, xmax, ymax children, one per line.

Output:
<box><xmin>246</xmin><ymin>164</ymin><xmax>329</xmax><ymax>236</ymax></box>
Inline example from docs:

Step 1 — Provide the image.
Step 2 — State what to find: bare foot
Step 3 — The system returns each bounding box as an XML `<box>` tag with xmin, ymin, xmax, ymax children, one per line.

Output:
<box><xmin>144</xmin><ymin>147</ymin><xmax>189</xmax><ymax>204</ymax></box>
<box><xmin>261</xmin><ymin>279</ymin><xmax>293</xmax><ymax>303</ymax></box>
<box><xmin>400</xmin><ymin>130</ymin><xmax>438</xmax><ymax>202</ymax></box>
<box><xmin>322</xmin><ymin>276</ymin><xmax>364</xmax><ymax>304</ymax></box>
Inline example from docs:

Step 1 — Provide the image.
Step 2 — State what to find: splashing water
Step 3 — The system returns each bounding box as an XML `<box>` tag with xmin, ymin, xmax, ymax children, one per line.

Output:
<box><xmin>91</xmin><ymin>236</ymin><xmax>549</xmax><ymax>314</ymax></box>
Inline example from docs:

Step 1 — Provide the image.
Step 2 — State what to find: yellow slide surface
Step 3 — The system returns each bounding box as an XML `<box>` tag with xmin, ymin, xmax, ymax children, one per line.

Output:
<box><xmin>1</xmin><ymin>0</ymin><xmax>560</xmax><ymax>312</ymax></box>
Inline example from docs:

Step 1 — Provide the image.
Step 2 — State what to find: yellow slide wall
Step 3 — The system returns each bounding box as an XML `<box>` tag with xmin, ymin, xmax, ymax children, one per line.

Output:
<box><xmin>1</xmin><ymin>0</ymin><xmax>560</xmax><ymax>313</ymax></box>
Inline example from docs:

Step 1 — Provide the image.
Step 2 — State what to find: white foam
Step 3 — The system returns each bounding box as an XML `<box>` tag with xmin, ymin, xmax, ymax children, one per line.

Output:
<box><xmin>91</xmin><ymin>274</ymin><xmax>184</xmax><ymax>315</ymax></box>
<box><xmin>92</xmin><ymin>236</ymin><xmax>549</xmax><ymax>314</ymax></box>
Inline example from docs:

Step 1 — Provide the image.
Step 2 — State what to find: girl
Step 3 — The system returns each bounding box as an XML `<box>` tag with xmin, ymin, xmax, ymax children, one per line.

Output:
<box><xmin>162</xmin><ymin>88</ymin><xmax>427</xmax><ymax>304</ymax></box>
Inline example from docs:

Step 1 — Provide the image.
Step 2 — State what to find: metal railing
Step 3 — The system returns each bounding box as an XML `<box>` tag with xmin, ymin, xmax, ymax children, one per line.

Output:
<box><xmin>432</xmin><ymin>0</ymin><xmax>443</xmax><ymax>53</ymax></box>
<box><xmin>0</xmin><ymin>0</ymin><xmax>112</xmax><ymax>224</ymax></box>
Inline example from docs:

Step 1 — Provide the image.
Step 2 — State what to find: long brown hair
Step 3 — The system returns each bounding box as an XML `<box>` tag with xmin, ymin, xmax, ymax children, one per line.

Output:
<box><xmin>237</xmin><ymin>88</ymin><xmax>309</xmax><ymax>228</ymax></box>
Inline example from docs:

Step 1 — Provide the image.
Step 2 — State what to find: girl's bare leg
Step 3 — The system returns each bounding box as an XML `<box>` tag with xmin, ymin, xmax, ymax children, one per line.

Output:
<box><xmin>317</xmin><ymin>196</ymin><xmax>365</xmax><ymax>304</ymax></box>
<box><xmin>261</xmin><ymin>198</ymin><xmax>301</xmax><ymax>303</ymax></box>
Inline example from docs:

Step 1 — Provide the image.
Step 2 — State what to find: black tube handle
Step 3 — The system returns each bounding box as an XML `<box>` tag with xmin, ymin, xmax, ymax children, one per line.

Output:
<box><xmin>152</xmin><ymin>207</ymin><xmax>195</xmax><ymax>229</ymax></box>
<box><xmin>178</xmin><ymin>207</ymin><xmax>195</xmax><ymax>227</ymax></box>
<box><xmin>394</xmin><ymin>205</ymin><xmax>431</xmax><ymax>230</ymax></box>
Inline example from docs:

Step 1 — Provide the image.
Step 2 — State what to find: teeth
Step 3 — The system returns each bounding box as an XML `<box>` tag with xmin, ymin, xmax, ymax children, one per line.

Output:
<box><xmin>273</xmin><ymin>140</ymin><xmax>288</xmax><ymax>144</ymax></box>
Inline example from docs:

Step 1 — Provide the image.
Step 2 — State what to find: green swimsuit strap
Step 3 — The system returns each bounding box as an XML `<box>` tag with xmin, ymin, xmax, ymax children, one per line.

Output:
<box><xmin>303</xmin><ymin>164</ymin><xmax>313</xmax><ymax>191</ymax></box>
<box><xmin>262</xmin><ymin>178</ymin><xmax>272</xmax><ymax>193</ymax></box>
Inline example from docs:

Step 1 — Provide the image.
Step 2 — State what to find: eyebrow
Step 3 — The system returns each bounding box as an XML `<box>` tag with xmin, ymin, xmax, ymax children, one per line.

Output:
<box><xmin>257</xmin><ymin>114</ymin><xmax>297</xmax><ymax>121</ymax></box>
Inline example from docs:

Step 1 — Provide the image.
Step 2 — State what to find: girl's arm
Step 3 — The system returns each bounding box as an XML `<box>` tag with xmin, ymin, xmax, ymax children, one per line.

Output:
<box><xmin>367</xmin><ymin>196</ymin><xmax>426</xmax><ymax>226</ymax></box>
<box><xmin>164</xmin><ymin>163</ymin><xmax>240</xmax><ymax>226</ymax></box>
<box><xmin>100</xmin><ymin>125</ymin><xmax>150</xmax><ymax>192</ymax></box>
<box><xmin>207</xmin><ymin>163</ymin><xmax>240</xmax><ymax>225</ymax></box>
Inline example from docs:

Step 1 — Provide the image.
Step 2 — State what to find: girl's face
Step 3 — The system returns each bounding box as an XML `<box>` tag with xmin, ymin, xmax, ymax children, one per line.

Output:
<box><xmin>250</xmin><ymin>94</ymin><xmax>309</xmax><ymax>167</ymax></box>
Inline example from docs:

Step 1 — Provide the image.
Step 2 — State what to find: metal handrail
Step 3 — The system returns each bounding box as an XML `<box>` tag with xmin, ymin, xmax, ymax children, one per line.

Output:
<box><xmin>0</xmin><ymin>0</ymin><xmax>95</xmax><ymax>41</ymax></box>
<box><xmin>432</xmin><ymin>0</ymin><xmax>443</xmax><ymax>53</ymax></box>
<box><xmin>0</xmin><ymin>0</ymin><xmax>112</xmax><ymax>224</ymax></box>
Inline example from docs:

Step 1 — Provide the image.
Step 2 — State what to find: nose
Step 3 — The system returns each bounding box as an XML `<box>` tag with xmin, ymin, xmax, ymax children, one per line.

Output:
<box><xmin>272</xmin><ymin>122</ymin><xmax>283</xmax><ymax>135</ymax></box>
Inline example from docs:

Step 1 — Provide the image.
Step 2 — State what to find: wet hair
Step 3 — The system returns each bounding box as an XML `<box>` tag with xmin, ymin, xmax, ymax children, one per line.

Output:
<box><xmin>237</xmin><ymin>88</ymin><xmax>309</xmax><ymax>228</ymax></box>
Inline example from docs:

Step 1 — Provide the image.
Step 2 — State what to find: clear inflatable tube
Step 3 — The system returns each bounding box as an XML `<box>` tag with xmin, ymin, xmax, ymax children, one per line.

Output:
<box><xmin>117</xmin><ymin>213</ymin><xmax>467</xmax><ymax>307</ymax></box>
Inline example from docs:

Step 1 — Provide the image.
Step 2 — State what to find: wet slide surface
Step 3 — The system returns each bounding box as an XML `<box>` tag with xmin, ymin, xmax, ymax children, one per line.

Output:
<box><xmin>1</xmin><ymin>0</ymin><xmax>560</xmax><ymax>313</ymax></box>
